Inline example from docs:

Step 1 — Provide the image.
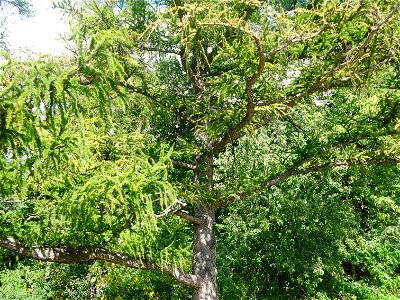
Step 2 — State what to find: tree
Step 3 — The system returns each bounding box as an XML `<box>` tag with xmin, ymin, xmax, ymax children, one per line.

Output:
<box><xmin>217</xmin><ymin>149</ymin><xmax>400</xmax><ymax>298</ymax></box>
<box><xmin>1</xmin><ymin>0</ymin><xmax>400</xmax><ymax>299</ymax></box>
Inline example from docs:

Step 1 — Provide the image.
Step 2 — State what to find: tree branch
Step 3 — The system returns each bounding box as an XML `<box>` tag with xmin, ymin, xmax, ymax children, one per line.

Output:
<box><xmin>121</xmin><ymin>82</ymin><xmax>196</xmax><ymax>126</ymax></box>
<box><xmin>136</xmin><ymin>45</ymin><xmax>181</xmax><ymax>55</ymax></box>
<box><xmin>172</xmin><ymin>159</ymin><xmax>197</xmax><ymax>171</ymax></box>
<box><xmin>180</xmin><ymin>47</ymin><xmax>205</xmax><ymax>93</ymax></box>
<box><xmin>217</xmin><ymin>158</ymin><xmax>399</xmax><ymax>208</ymax></box>
<box><xmin>264</xmin><ymin>25</ymin><xmax>328</xmax><ymax>59</ymax></box>
<box><xmin>121</xmin><ymin>82</ymin><xmax>169</xmax><ymax>109</ymax></box>
<box><xmin>198</xmin><ymin>21</ymin><xmax>266</xmax><ymax>157</ymax></box>
<box><xmin>0</xmin><ymin>237</ymin><xmax>200</xmax><ymax>288</ymax></box>
<box><xmin>155</xmin><ymin>198</ymin><xmax>204</xmax><ymax>224</ymax></box>
<box><xmin>156</xmin><ymin>198</ymin><xmax>187</xmax><ymax>218</ymax></box>
<box><xmin>257</xmin><ymin>2</ymin><xmax>400</xmax><ymax>107</ymax></box>
<box><xmin>257</xmin><ymin>54</ymin><xmax>393</xmax><ymax>108</ymax></box>
<box><xmin>174</xmin><ymin>210</ymin><xmax>204</xmax><ymax>225</ymax></box>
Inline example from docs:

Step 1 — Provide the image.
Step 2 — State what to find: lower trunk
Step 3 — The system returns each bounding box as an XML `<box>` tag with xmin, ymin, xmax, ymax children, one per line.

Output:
<box><xmin>192</xmin><ymin>204</ymin><xmax>218</xmax><ymax>300</ymax></box>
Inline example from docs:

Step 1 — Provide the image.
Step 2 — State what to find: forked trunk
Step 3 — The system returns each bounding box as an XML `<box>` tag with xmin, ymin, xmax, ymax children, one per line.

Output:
<box><xmin>192</xmin><ymin>204</ymin><xmax>218</xmax><ymax>300</ymax></box>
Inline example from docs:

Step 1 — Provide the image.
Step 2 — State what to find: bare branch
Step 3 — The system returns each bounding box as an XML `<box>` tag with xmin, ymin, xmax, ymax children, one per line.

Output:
<box><xmin>174</xmin><ymin>210</ymin><xmax>204</xmax><ymax>225</ymax></box>
<box><xmin>172</xmin><ymin>159</ymin><xmax>197</xmax><ymax>171</ymax></box>
<box><xmin>154</xmin><ymin>197</ymin><xmax>204</xmax><ymax>224</ymax></box>
<box><xmin>156</xmin><ymin>198</ymin><xmax>187</xmax><ymax>218</ymax></box>
<box><xmin>155</xmin><ymin>198</ymin><xmax>204</xmax><ymax>224</ymax></box>
<box><xmin>136</xmin><ymin>45</ymin><xmax>181</xmax><ymax>55</ymax></box>
<box><xmin>0</xmin><ymin>237</ymin><xmax>199</xmax><ymax>288</ymax></box>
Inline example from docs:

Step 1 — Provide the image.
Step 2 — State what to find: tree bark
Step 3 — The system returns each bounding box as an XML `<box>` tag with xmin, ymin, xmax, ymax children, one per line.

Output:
<box><xmin>192</xmin><ymin>203</ymin><xmax>218</xmax><ymax>300</ymax></box>
<box><xmin>0</xmin><ymin>236</ymin><xmax>199</xmax><ymax>288</ymax></box>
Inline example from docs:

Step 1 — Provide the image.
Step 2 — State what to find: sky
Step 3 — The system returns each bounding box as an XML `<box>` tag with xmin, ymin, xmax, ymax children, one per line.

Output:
<box><xmin>7</xmin><ymin>0</ymin><xmax>70</xmax><ymax>57</ymax></box>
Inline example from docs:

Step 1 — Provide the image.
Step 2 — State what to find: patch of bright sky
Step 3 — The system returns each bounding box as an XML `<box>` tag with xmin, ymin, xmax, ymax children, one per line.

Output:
<box><xmin>7</xmin><ymin>0</ymin><xmax>71</xmax><ymax>58</ymax></box>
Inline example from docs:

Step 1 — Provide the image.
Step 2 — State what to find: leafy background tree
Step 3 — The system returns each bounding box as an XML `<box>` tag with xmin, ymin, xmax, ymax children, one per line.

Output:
<box><xmin>1</xmin><ymin>0</ymin><xmax>400</xmax><ymax>299</ymax></box>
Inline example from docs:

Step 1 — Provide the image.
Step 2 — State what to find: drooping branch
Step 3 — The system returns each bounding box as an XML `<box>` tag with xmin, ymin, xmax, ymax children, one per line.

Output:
<box><xmin>262</xmin><ymin>1</ymin><xmax>367</xmax><ymax>60</ymax></box>
<box><xmin>217</xmin><ymin>158</ymin><xmax>400</xmax><ymax>208</ymax></box>
<box><xmin>0</xmin><ymin>237</ymin><xmax>200</xmax><ymax>288</ymax></box>
<box><xmin>306</xmin><ymin>3</ymin><xmax>399</xmax><ymax>93</ymax></box>
<box><xmin>180</xmin><ymin>47</ymin><xmax>205</xmax><ymax>93</ymax></box>
<box><xmin>243</xmin><ymin>54</ymin><xmax>394</xmax><ymax>138</ymax></box>
<box><xmin>258</xmin><ymin>54</ymin><xmax>394</xmax><ymax>108</ymax></box>
<box><xmin>167</xmin><ymin>0</ymin><xmax>205</xmax><ymax>93</ymax></box>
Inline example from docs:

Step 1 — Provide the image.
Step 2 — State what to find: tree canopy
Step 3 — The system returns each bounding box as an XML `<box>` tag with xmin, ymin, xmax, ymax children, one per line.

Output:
<box><xmin>1</xmin><ymin>0</ymin><xmax>400</xmax><ymax>299</ymax></box>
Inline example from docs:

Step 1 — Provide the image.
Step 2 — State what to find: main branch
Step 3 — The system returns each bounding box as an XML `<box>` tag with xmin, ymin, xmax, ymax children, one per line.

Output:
<box><xmin>199</xmin><ymin>21</ymin><xmax>266</xmax><ymax>157</ymax></box>
<box><xmin>0</xmin><ymin>237</ymin><xmax>199</xmax><ymax>288</ymax></box>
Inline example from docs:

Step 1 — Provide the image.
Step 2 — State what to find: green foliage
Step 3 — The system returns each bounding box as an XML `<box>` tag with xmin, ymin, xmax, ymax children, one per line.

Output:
<box><xmin>93</xmin><ymin>262</ymin><xmax>191</xmax><ymax>299</ymax></box>
<box><xmin>1</xmin><ymin>0</ymin><xmax>400</xmax><ymax>298</ymax></box>
<box><xmin>0</xmin><ymin>261</ymin><xmax>51</xmax><ymax>300</ymax></box>
<box><xmin>217</xmin><ymin>157</ymin><xmax>400</xmax><ymax>299</ymax></box>
<box><xmin>218</xmin><ymin>170</ymin><xmax>353</xmax><ymax>298</ymax></box>
<box><xmin>0</xmin><ymin>260</ymin><xmax>191</xmax><ymax>300</ymax></box>
<box><xmin>47</xmin><ymin>263</ymin><xmax>91</xmax><ymax>300</ymax></box>
<box><xmin>0</xmin><ymin>49</ymin><xmax>190</xmax><ymax>265</ymax></box>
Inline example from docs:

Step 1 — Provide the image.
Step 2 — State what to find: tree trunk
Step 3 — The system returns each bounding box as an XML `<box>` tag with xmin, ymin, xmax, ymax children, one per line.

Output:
<box><xmin>191</xmin><ymin>153</ymin><xmax>218</xmax><ymax>299</ymax></box>
<box><xmin>192</xmin><ymin>203</ymin><xmax>218</xmax><ymax>300</ymax></box>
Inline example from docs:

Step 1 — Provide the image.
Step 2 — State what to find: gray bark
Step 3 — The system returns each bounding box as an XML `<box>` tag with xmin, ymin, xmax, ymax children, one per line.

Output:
<box><xmin>0</xmin><ymin>236</ymin><xmax>199</xmax><ymax>288</ymax></box>
<box><xmin>192</xmin><ymin>204</ymin><xmax>218</xmax><ymax>300</ymax></box>
<box><xmin>192</xmin><ymin>154</ymin><xmax>218</xmax><ymax>300</ymax></box>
